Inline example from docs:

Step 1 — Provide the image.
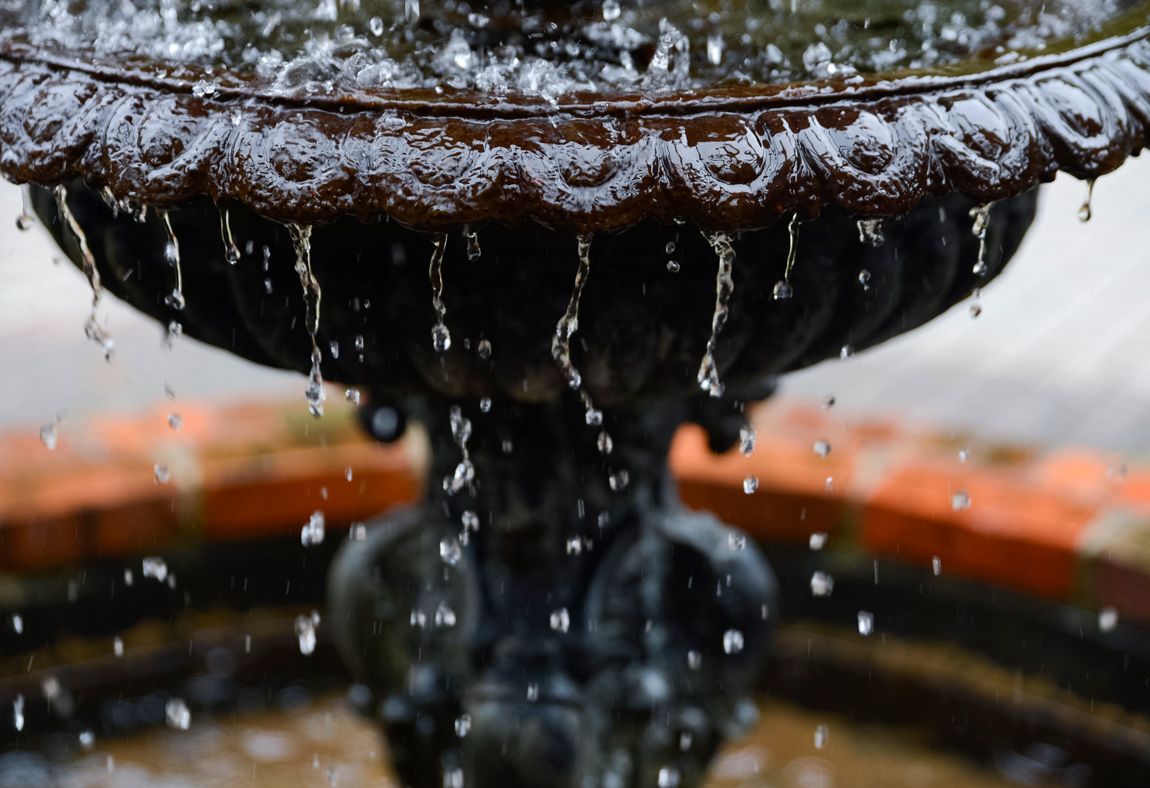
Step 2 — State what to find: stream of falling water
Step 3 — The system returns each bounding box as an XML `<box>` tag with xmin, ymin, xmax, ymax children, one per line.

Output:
<box><xmin>16</xmin><ymin>185</ymin><xmax>33</xmax><ymax>231</ymax></box>
<box><xmin>53</xmin><ymin>185</ymin><xmax>114</xmax><ymax>360</ymax></box>
<box><xmin>160</xmin><ymin>211</ymin><xmax>186</xmax><ymax>312</ymax></box>
<box><xmin>289</xmin><ymin>224</ymin><xmax>325</xmax><ymax>417</ymax></box>
<box><xmin>428</xmin><ymin>233</ymin><xmax>451</xmax><ymax>352</ymax></box>
<box><xmin>551</xmin><ymin>236</ymin><xmax>613</xmax><ymax>455</ymax></box>
<box><xmin>444</xmin><ymin>404</ymin><xmax>474</xmax><ymax>495</ymax></box>
<box><xmin>220</xmin><ymin>207</ymin><xmax>241</xmax><ymax>264</ymax></box>
<box><xmin>970</xmin><ymin>204</ymin><xmax>993</xmax><ymax>275</ymax></box>
<box><xmin>698</xmin><ymin>231</ymin><xmax>736</xmax><ymax>398</ymax></box>
<box><xmin>773</xmin><ymin>213</ymin><xmax>800</xmax><ymax>300</ymax></box>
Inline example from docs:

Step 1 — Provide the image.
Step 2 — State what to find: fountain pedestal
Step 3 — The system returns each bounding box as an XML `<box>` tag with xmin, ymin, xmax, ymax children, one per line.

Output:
<box><xmin>330</xmin><ymin>398</ymin><xmax>778</xmax><ymax>788</ymax></box>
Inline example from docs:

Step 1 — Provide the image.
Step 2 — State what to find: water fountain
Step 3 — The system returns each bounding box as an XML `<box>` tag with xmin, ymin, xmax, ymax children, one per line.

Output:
<box><xmin>3</xmin><ymin>0</ymin><xmax>1150</xmax><ymax>785</ymax></box>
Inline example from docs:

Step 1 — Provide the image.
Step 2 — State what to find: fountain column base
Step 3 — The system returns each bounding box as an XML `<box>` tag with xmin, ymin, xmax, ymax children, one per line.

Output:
<box><xmin>328</xmin><ymin>397</ymin><xmax>779</xmax><ymax>788</ymax></box>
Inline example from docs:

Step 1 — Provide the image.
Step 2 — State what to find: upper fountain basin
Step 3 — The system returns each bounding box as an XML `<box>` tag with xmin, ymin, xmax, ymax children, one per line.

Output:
<box><xmin>0</xmin><ymin>0</ymin><xmax>1147</xmax><ymax>232</ymax></box>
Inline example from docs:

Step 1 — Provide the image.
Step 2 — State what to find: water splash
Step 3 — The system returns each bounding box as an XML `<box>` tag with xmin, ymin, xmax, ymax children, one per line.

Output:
<box><xmin>970</xmin><ymin>204</ymin><xmax>993</xmax><ymax>275</ymax></box>
<box><xmin>55</xmin><ymin>186</ymin><xmax>115</xmax><ymax>360</ymax></box>
<box><xmin>697</xmin><ymin>232</ymin><xmax>735</xmax><ymax>398</ymax></box>
<box><xmin>289</xmin><ymin>224</ymin><xmax>325</xmax><ymax>417</ymax></box>
<box><xmin>428</xmin><ymin>233</ymin><xmax>451</xmax><ymax>352</ymax></box>
<box><xmin>160</xmin><ymin>211</ymin><xmax>185</xmax><ymax>311</ymax></box>
<box><xmin>1079</xmin><ymin>178</ymin><xmax>1095</xmax><ymax>222</ymax></box>
<box><xmin>220</xmin><ymin>206</ymin><xmax>241</xmax><ymax>264</ymax></box>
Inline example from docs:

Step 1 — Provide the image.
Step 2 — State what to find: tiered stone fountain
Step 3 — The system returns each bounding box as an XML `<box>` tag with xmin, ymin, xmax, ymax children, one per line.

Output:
<box><xmin>4</xmin><ymin>0</ymin><xmax>1150</xmax><ymax>785</ymax></box>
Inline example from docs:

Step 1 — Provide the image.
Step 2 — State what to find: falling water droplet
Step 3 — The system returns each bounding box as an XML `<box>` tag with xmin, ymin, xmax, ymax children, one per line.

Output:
<box><xmin>822</xmin><ymin>395</ymin><xmax>836</xmax><ymax>409</ymax></box>
<box><xmin>1079</xmin><ymin>179</ymin><xmax>1095</xmax><ymax>222</ymax></box>
<box><xmin>840</xmin><ymin>345</ymin><xmax>854</xmax><ymax>360</ymax></box>
<box><xmin>526</xmin><ymin>683</ymin><xmax>539</xmax><ymax>702</ymax></box>
<box><xmin>465</xmin><ymin>231</ymin><xmax>481</xmax><ymax>260</ymax></box>
<box><xmin>566</xmin><ymin>537</ymin><xmax>583</xmax><ymax>556</ymax></box>
<box><xmin>743</xmin><ymin>475</ymin><xmax>758</xmax><ymax>494</ymax></box>
<box><xmin>970</xmin><ymin>304</ymin><xmax>982</xmax><ymax>318</ymax></box>
<box><xmin>477</xmin><ymin>339</ymin><xmax>492</xmax><ymax>359</ymax></box>
<box><xmin>295</xmin><ymin>611</ymin><xmax>320</xmax><ymax>655</ymax></box>
<box><xmin>958</xmin><ymin>448</ymin><xmax>970</xmax><ymax>463</ymax></box>
<box><xmin>597</xmin><ymin>431</ymin><xmax>613</xmax><ymax>455</ymax></box>
<box><xmin>167</xmin><ymin>412</ymin><xmax>183</xmax><ymax>431</ymax></box>
<box><xmin>687</xmin><ymin>650</ymin><xmax>702</xmax><ymax>670</ymax></box>
<box><xmin>602</xmin><ymin>0</ymin><xmax>620</xmax><ymax>20</ymax></box>
<box><xmin>813</xmin><ymin>440</ymin><xmax>831</xmax><ymax>458</ymax></box>
<box><xmin>113</xmin><ymin>636</ymin><xmax>123</xmax><ymax>657</ymax></box>
<box><xmin>40</xmin><ymin>423</ymin><xmax>57</xmax><ymax>450</ymax></box>
<box><xmin>369</xmin><ymin>15</ymin><xmax>384</xmax><ymax>35</ymax></box>
<box><xmin>722</xmin><ymin>629</ymin><xmax>744</xmax><ymax>654</ymax></box>
<box><xmin>13</xmin><ymin>695</ymin><xmax>24</xmax><ymax>731</ymax></box>
<box><xmin>698</xmin><ymin>232</ymin><xmax>736</xmax><ymax>398</ymax></box>
<box><xmin>154</xmin><ymin>464</ymin><xmax>171</xmax><ymax>484</ymax></box>
<box><xmin>739</xmin><ymin>424</ymin><xmax>756</xmax><ymax>456</ymax></box>
<box><xmin>142</xmin><ymin>557</ymin><xmax>168</xmax><ymax>582</ymax></box>
<box><xmin>1099</xmin><ymin>606</ymin><xmax>1118</xmax><ymax>632</ymax></box>
<box><xmin>815</xmin><ymin>724</ymin><xmax>829</xmax><ymax>749</ymax></box>
<box><xmin>165</xmin><ymin>698</ymin><xmax>190</xmax><ymax>730</ymax></box>
<box><xmin>220</xmin><ymin>207</ymin><xmax>240</xmax><ymax>264</ymax></box>
<box><xmin>857</xmin><ymin>218</ymin><xmax>884</xmax><ymax>247</ymax></box>
<box><xmin>952</xmin><ymin>491</ymin><xmax>971</xmax><ymax>511</ymax></box>
<box><xmin>440</xmin><ymin>538</ymin><xmax>462</xmax><ymax>565</ymax></box>
<box><xmin>657</xmin><ymin>766</ymin><xmax>681</xmax><ymax>788</ymax></box>
<box><xmin>301</xmin><ymin>511</ymin><xmax>325</xmax><ymax>546</ymax></box>
<box><xmin>455</xmin><ymin>714</ymin><xmax>471</xmax><ymax>737</ymax></box>
<box><xmin>550</xmin><ymin>608</ymin><xmax>571</xmax><ymax>633</ymax></box>
<box><xmin>932</xmin><ymin>556</ymin><xmax>942</xmax><ymax>576</ymax></box>
<box><xmin>706</xmin><ymin>32</ymin><xmax>723</xmax><ymax>65</ymax></box>
<box><xmin>857</xmin><ymin>611</ymin><xmax>874</xmax><ymax>636</ymax></box>
<box><xmin>345</xmin><ymin>388</ymin><xmax>361</xmax><ymax>405</ymax></box>
<box><xmin>585</xmin><ymin>406</ymin><xmax>603</xmax><ymax>426</ymax></box>
<box><xmin>435</xmin><ymin>601</ymin><xmax>457</xmax><ymax>627</ymax></box>
<box><xmin>608</xmin><ymin>470</ymin><xmax>630</xmax><ymax>491</ymax></box>
<box><xmin>858</xmin><ymin>269</ymin><xmax>872</xmax><ymax>289</ymax></box>
<box><xmin>809</xmin><ymin>533</ymin><xmax>827</xmax><ymax>550</ymax></box>
<box><xmin>680</xmin><ymin>732</ymin><xmax>693</xmax><ymax>752</ymax></box>
<box><xmin>772</xmin><ymin>281</ymin><xmax>792</xmax><ymax>300</ymax></box>
<box><xmin>479</xmin><ymin>397</ymin><xmax>492</xmax><ymax>413</ymax></box>
<box><xmin>810</xmin><ymin>571</ymin><xmax>833</xmax><ymax>596</ymax></box>
<box><xmin>428</xmin><ymin>234</ymin><xmax>451</xmax><ymax>352</ymax></box>
<box><xmin>10</xmin><ymin>615</ymin><xmax>21</xmax><ymax>635</ymax></box>
<box><xmin>666</xmin><ymin>260</ymin><xmax>680</xmax><ymax>273</ymax></box>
